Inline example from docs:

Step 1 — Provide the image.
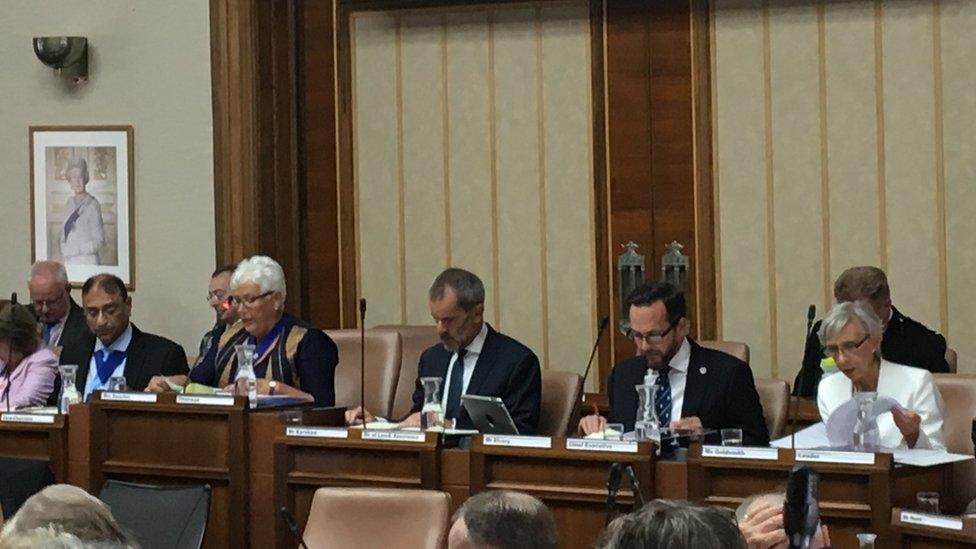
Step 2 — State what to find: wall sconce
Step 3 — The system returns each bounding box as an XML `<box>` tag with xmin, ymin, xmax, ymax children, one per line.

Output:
<box><xmin>33</xmin><ymin>37</ymin><xmax>89</xmax><ymax>83</ymax></box>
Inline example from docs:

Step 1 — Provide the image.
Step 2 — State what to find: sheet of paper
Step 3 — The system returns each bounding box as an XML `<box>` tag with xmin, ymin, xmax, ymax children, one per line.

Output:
<box><xmin>892</xmin><ymin>448</ymin><xmax>975</xmax><ymax>467</ymax></box>
<box><xmin>771</xmin><ymin>422</ymin><xmax>830</xmax><ymax>449</ymax></box>
<box><xmin>824</xmin><ymin>396</ymin><xmax>900</xmax><ymax>447</ymax></box>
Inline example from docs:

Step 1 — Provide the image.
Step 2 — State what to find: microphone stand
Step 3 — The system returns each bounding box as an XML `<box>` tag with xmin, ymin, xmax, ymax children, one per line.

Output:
<box><xmin>279</xmin><ymin>506</ymin><xmax>309</xmax><ymax>549</ymax></box>
<box><xmin>791</xmin><ymin>305</ymin><xmax>816</xmax><ymax>449</ymax></box>
<box><xmin>359</xmin><ymin>298</ymin><xmax>367</xmax><ymax>430</ymax></box>
<box><xmin>571</xmin><ymin>316</ymin><xmax>610</xmax><ymax>436</ymax></box>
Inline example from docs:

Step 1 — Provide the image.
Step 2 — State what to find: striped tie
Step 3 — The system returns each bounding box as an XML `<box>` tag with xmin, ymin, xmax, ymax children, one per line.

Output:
<box><xmin>654</xmin><ymin>366</ymin><xmax>672</xmax><ymax>426</ymax></box>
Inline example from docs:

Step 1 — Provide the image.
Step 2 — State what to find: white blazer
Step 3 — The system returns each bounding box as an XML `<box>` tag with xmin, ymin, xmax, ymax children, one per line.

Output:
<box><xmin>817</xmin><ymin>359</ymin><xmax>946</xmax><ymax>451</ymax></box>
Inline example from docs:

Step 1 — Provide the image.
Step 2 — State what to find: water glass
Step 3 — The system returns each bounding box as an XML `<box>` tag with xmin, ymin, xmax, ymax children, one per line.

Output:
<box><xmin>917</xmin><ymin>491</ymin><xmax>941</xmax><ymax>514</ymax></box>
<box><xmin>721</xmin><ymin>428</ymin><xmax>743</xmax><ymax>446</ymax></box>
<box><xmin>107</xmin><ymin>376</ymin><xmax>127</xmax><ymax>392</ymax></box>
<box><xmin>604</xmin><ymin>423</ymin><xmax>624</xmax><ymax>441</ymax></box>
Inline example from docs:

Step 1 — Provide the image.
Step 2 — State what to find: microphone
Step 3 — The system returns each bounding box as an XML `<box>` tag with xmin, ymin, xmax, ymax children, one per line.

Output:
<box><xmin>279</xmin><ymin>506</ymin><xmax>309</xmax><ymax>549</ymax></box>
<box><xmin>571</xmin><ymin>316</ymin><xmax>610</xmax><ymax>435</ymax></box>
<box><xmin>1</xmin><ymin>299</ymin><xmax>16</xmax><ymax>412</ymax></box>
<box><xmin>622</xmin><ymin>463</ymin><xmax>645</xmax><ymax>507</ymax></box>
<box><xmin>9</xmin><ymin>293</ymin><xmax>16</xmax><ymax>305</ymax></box>
<box><xmin>604</xmin><ymin>462</ymin><xmax>625</xmax><ymax>525</ymax></box>
<box><xmin>359</xmin><ymin>298</ymin><xmax>367</xmax><ymax>430</ymax></box>
<box><xmin>784</xmin><ymin>465</ymin><xmax>819</xmax><ymax>549</ymax></box>
<box><xmin>792</xmin><ymin>304</ymin><xmax>816</xmax><ymax>449</ymax></box>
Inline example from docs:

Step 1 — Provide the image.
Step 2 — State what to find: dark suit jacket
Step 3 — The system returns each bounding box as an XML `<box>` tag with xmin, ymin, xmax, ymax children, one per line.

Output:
<box><xmin>28</xmin><ymin>298</ymin><xmax>91</xmax><ymax>363</ymax></box>
<box><xmin>52</xmin><ymin>323</ymin><xmax>188</xmax><ymax>401</ymax></box>
<box><xmin>793</xmin><ymin>306</ymin><xmax>949</xmax><ymax>397</ymax></box>
<box><xmin>607</xmin><ymin>339</ymin><xmax>770</xmax><ymax>446</ymax></box>
<box><xmin>409</xmin><ymin>324</ymin><xmax>541</xmax><ymax>435</ymax></box>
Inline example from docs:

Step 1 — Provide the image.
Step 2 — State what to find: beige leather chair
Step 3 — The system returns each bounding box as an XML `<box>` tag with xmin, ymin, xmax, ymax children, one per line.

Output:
<box><xmin>325</xmin><ymin>329</ymin><xmax>401</xmax><ymax>419</ymax></box>
<box><xmin>946</xmin><ymin>347</ymin><xmax>958</xmax><ymax>374</ymax></box>
<box><xmin>538</xmin><ymin>370</ymin><xmax>583</xmax><ymax>437</ymax></box>
<box><xmin>754</xmin><ymin>378</ymin><xmax>789</xmax><ymax>439</ymax></box>
<box><xmin>698</xmin><ymin>340</ymin><xmax>750</xmax><ymax>365</ymax></box>
<box><xmin>303</xmin><ymin>487</ymin><xmax>450</xmax><ymax>549</ymax></box>
<box><xmin>374</xmin><ymin>325</ymin><xmax>440</xmax><ymax>421</ymax></box>
<box><xmin>933</xmin><ymin>374</ymin><xmax>976</xmax><ymax>513</ymax></box>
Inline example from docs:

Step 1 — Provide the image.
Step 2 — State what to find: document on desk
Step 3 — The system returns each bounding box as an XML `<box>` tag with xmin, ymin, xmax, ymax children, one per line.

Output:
<box><xmin>892</xmin><ymin>449</ymin><xmax>974</xmax><ymax>467</ymax></box>
<box><xmin>771</xmin><ymin>422</ymin><xmax>829</xmax><ymax>449</ymax></box>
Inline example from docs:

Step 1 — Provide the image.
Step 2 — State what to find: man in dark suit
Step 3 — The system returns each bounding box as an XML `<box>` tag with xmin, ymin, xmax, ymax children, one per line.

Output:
<box><xmin>59</xmin><ymin>274</ymin><xmax>188</xmax><ymax>399</ymax></box>
<box><xmin>579</xmin><ymin>282</ymin><xmax>769</xmax><ymax>446</ymax></box>
<box><xmin>27</xmin><ymin>261</ymin><xmax>90</xmax><ymax>357</ymax></box>
<box><xmin>346</xmin><ymin>268</ymin><xmax>541</xmax><ymax>434</ymax></box>
<box><xmin>793</xmin><ymin>266</ymin><xmax>949</xmax><ymax>397</ymax></box>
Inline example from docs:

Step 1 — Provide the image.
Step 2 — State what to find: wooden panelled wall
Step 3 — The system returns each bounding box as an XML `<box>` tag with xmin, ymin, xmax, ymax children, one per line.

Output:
<box><xmin>210</xmin><ymin>0</ymin><xmax>715</xmax><ymax>390</ymax></box>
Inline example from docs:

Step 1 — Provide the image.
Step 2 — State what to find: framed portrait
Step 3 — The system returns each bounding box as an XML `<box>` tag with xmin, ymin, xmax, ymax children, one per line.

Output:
<box><xmin>29</xmin><ymin>126</ymin><xmax>134</xmax><ymax>287</ymax></box>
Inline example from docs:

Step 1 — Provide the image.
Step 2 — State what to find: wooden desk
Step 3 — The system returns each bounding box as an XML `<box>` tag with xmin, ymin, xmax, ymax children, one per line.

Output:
<box><xmin>688</xmin><ymin>445</ymin><xmax>950</xmax><ymax>549</ymax></box>
<box><xmin>891</xmin><ymin>508</ymin><xmax>976</xmax><ymax>548</ymax></box>
<box><xmin>470</xmin><ymin>435</ymin><xmax>654</xmax><ymax>549</ymax></box>
<box><xmin>0</xmin><ymin>412</ymin><xmax>68</xmax><ymax>481</ymax></box>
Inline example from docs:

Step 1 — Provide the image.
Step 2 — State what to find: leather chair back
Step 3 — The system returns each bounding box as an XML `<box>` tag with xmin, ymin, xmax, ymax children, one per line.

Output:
<box><xmin>326</xmin><ymin>329</ymin><xmax>401</xmax><ymax>419</ymax></box>
<box><xmin>946</xmin><ymin>348</ymin><xmax>958</xmax><ymax>374</ymax></box>
<box><xmin>933</xmin><ymin>374</ymin><xmax>976</xmax><ymax>513</ymax></box>
<box><xmin>99</xmin><ymin>480</ymin><xmax>210</xmax><ymax>549</ymax></box>
<box><xmin>698</xmin><ymin>340</ymin><xmax>750</xmax><ymax>365</ymax></box>
<box><xmin>375</xmin><ymin>325</ymin><xmax>440</xmax><ymax>421</ymax></box>
<box><xmin>303</xmin><ymin>487</ymin><xmax>450</xmax><ymax>549</ymax></box>
<box><xmin>538</xmin><ymin>370</ymin><xmax>582</xmax><ymax>437</ymax></box>
<box><xmin>754</xmin><ymin>378</ymin><xmax>789</xmax><ymax>439</ymax></box>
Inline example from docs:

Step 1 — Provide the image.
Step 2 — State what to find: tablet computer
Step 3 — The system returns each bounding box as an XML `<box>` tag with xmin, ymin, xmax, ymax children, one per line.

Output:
<box><xmin>461</xmin><ymin>395</ymin><xmax>519</xmax><ymax>435</ymax></box>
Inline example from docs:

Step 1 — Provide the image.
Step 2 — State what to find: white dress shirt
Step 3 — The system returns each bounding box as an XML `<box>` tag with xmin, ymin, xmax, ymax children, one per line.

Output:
<box><xmin>440</xmin><ymin>322</ymin><xmax>488</xmax><ymax>410</ymax></box>
<box><xmin>84</xmin><ymin>323</ymin><xmax>133</xmax><ymax>399</ymax></box>
<box><xmin>643</xmin><ymin>337</ymin><xmax>691</xmax><ymax>422</ymax></box>
<box><xmin>817</xmin><ymin>359</ymin><xmax>946</xmax><ymax>450</ymax></box>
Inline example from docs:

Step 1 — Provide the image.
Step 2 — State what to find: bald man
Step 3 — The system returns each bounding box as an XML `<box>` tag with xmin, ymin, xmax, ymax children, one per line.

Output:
<box><xmin>27</xmin><ymin>261</ymin><xmax>90</xmax><ymax>355</ymax></box>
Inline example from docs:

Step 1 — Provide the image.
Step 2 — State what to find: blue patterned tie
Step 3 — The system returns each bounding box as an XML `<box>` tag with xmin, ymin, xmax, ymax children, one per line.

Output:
<box><xmin>654</xmin><ymin>366</ymin><xmax>672</xmax><ymax>426</ymax></box>
<box><xmin>444</xmin><ymin>348</ymin><xmax>468</xmax><ymax>420</ymax></box>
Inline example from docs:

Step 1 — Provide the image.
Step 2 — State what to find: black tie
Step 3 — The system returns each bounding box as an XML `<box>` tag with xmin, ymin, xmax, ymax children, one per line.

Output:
<box><xmin>445</xmin><ymin>348</ymin><xmax>468</xmax><ymax>420</ymax></box>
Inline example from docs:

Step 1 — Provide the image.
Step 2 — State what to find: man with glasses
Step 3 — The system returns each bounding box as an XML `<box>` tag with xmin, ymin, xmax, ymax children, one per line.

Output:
<box><xmin>579</xmin><ymin>281</ymin><xmax>769</xmax><ymax>446</ymax></box>
<box><xmin>27</xmin><ymin>261</ymin><xmax>89</xmax><ymax>355</ymax></box>
<box><xmin>193</xmin><ymin>265</ymin><xmax>239</xmax><ymax>367</ymax></box>
<box><xmin>793</xmin><ymin>266</ymin><xmax>949</xmax><ymax>397</ymax></box>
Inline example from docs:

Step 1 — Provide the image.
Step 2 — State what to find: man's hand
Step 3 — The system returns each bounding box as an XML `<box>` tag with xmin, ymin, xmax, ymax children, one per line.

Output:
<box><xmin>398</xmin><ymin>412</ymin><xmax>421</xmax><ymax>428</ymax></box>
<box><xmin>578</xmin><ymin>414</ymin><xmax>607</xmax><ymax>435</ymax></box>
<box><xmin>669</xmin><ymin>416</ymin><xmax>703</xmax><ymax>432</ymax></box>
<box><xmin>145</xmin><ymin>375</ymin><xmax>176</xmax><ymax>393</ymax></box>
<box><xmin>892</xmin><ymin>406</ymin><xmax>921</xmax><ymax>448</ymax></box>
<box><xmin>344</xmin><ymin>406</ymin><xmax>375</xmax><ymax>426</ymax></box>
<box><xmin>738</xmin><ymin>502</ymin><xmax>786</xmax><ymax>549</ymax></box>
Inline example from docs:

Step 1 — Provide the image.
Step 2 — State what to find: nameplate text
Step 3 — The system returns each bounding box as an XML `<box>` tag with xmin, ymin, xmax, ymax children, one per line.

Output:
<box><xmin>483</xmin><ymin>435</ymin><xmax>552</xmax><ymax>449</ymax></box>
<box><xmin>102</xmin><ymin>392</ymin><xmax>158</xmax><ymax>403</ymax></box>
<box><xmin>1</xmin><ymin>413</ymin><xmax>56</xmax><ymax>424</ymax></box>
<box><xmin>702</xmin><ymin>446</ymin><xmax>779</xmax><ymax>460</ymax></box>
<box><xmin>286</xmin><ymin>426</ymin><xmax>348</xmax><ymax>439</ymax></box>
<box><xmin>176</xmin><ymin>395</ymin><xmax>235</xmax><ymax>407</ymax></box>
<box><xmin>566</xmin><ymin>438</ymin><xmax>638</xmax><ymax>453</ymax></box>
<box><xmin>900</xmin><ymin>511</ymin><xmax>963</xmax><ymax>531</ymax></box>
<box><xmin>362</xmin><ymin>430</ymin><xmax>427</xmax><ymax>443</ymax></box>
<box><xmin>795</xmin><ymin>449</ymin><xmax>875</xmax><ymax>465</ymax></box>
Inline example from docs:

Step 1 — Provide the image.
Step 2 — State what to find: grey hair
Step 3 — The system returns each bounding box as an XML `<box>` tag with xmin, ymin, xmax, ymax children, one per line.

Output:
<box><xmin>451</xmin><ymin>490</ymin><xmax>556</xmax><ymax>549</ymax></box>
<box><xmin>818</xmin><ymin>300</ymin><xmax>883</xmax><ymax>347</ymax></box>
<box><xmin>64</xmin><ymin>157</ymin><xmax>90</xmax><ymax>183</ymax></box>
<box><xmin>0</xmin><ymin>484</ymin><xmax>137</xmax><ymax>548</ymax></box>
<box><xmin>596</xmin><ymin>499</ymin><xmax>745</xmax><ymax>549</ymax></box>
<box><xmin>231</xmin><ymin>255</ymin><xmax>287</xmax><ymax>298</ymax></box>
<box><xmin>29</xmin><ymin>260</ymin><xmax>68</xmax><ymax>286</ymax></box>
<box><xmin>429</xmin><ymin>268</ymin><xmax>485</xmax><ymax>311</ymax></box>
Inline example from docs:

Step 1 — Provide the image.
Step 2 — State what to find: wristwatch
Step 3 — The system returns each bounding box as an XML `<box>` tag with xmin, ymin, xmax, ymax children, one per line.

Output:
<box><xmin>268</xmin><ymin>380</ymin><xmax>278</xmax><ymax>396</ymax></box>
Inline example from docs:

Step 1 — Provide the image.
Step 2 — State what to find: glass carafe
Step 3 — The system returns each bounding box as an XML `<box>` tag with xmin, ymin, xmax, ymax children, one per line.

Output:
<box><xmin>856</xmin><ymin>532</ymin><xmax>877</xmax><ymax>549</ymax></box>
<box><xmin>419</xmin><ymin>377</ymin><xmax>444</xmax><ymax>432</ymax></box>
<box><xmin>234</xmin><ymin>344</ymin><xmax>258</xmax><ymax>409</ymax></box>
<box><xmin>634</xmin><ymin>384</ymin><xmax>660</xmax><ymax>443</ymax></box>
<box><xmin>852</xmin><ymin>391</ymin><xmax>881</xmax><ymax>452</ymax></box>
<box><xmin>58</xmin><ymin>364</ymin><xmax>81</xmax><ymax>413</ymax></box>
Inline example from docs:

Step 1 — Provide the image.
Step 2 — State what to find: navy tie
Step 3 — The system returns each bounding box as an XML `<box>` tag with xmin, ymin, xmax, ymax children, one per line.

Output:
<box><xmin>654</xmin><ymin>366</ymin><xmax>672</xmax><ymax>426</ymax></box>
<box><xmin>444</xmin><ymin>348</ymin><xmax>468</xmax><ymax>420</ymax></box>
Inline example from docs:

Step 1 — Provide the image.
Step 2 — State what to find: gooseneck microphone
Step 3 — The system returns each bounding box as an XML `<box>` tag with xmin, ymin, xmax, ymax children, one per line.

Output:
<box><xmin>1</xmin><ymin>294</ymin><xmax>18</xmax><ymax>413</ymax></box>
<box><xmin>571</xmin><ymin>316</ymin><xmax>610</xmax><ymax>435</ymax></box>
<box><xmin>279</xmin><ymin>506</ymin><xmax>309</xmax><ymax>549</ymax></box>
<box><xmin>359</xmin><ymin>298</ymin><xmax>367</xmax><ymax>429</ymax></box>
<box><xmin>784</xmin><ymin>465</ymin><xmax>819</xmax><ymax>549</ymax></box>
<box><xmin>791</xmin><ymin>304</ymin><xmax>816</xmax><ymax>449</ymax></box>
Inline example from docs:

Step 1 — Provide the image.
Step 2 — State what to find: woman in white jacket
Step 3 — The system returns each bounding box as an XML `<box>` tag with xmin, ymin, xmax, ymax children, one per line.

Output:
<box><xmin>817</xmin><ymin>300</ymin><xmax>945</xmax><ymax>450</ymax></box>
<box><xmin>58</xmin><ymin>157</ymin><xmax>105</xmax><ymax>265</ymax></box>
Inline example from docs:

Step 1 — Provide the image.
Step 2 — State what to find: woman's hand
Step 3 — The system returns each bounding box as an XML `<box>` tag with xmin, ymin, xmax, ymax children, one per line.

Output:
<box><xmin>892</xmin><ymin>406</ymin><xmax>921</xmax><ymax>448</ymax></box>
<box><xmin>737</xmin><ymin>502</ymin><xmax>786</xmax><ymax>549</ymax></box>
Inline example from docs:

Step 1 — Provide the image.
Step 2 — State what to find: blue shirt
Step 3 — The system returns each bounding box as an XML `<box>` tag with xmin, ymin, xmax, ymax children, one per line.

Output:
<box><xmin>84</xmin><ymin>323</ymin><xmax>133</xmax><ymax>399</ymax></box>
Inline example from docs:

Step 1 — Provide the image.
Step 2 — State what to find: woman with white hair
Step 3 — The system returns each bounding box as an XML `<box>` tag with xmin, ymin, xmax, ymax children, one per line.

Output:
<box><xmin>816</xmin><ymin>301</ymin><xmax>945</xmax><ymax>450</ymax></box>
<box><xmin>58</xmin><ymin>157</ymin><xmax>105</xmax><ymax>265</ymax></box>
<box><xmin>147</xmin><ymin>256</ymin><xmax>338</xmax><ymax>405</ymax></box>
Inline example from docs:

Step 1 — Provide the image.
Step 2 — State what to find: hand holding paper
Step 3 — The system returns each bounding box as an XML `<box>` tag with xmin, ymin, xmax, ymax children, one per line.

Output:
<box><xmin>891</xmin><ymin>406</ymin><xmax>921</xmax><ymax>448</ymax></box>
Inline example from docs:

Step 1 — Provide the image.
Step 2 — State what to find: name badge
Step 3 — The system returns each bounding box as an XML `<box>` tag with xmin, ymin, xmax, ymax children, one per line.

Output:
<box><xmin>483</xmin><ymin>435</ymin><xmax>552</xmax><ymax>449</ymax></box>
<box><xmin>0</xmin><ymin>413</ymin><xmax>56</xmax><ymax>424</ymax></box>
<box><xmin>566</xmin><ymin>438</ymin><xmax>638</xmax><ymax>453</ymax></box>
<box><xmin>900</xmin><ymin>511</ymin><xmax>963</xmax><ymax>531</ymax></box>
<box><xmin>795</xmin><ymin>449</ymin><xmax>875</xmax><ymax>465</ymax></box>
<box><xmin>361</xmin><ymin>430</ymin><xmax>427</xmax><ymax>443</ymax></box>
<box><xmin>102</xmin><ymin>392</ymin><xmax>158</xmax><ymax>403</ymax></box>
<box><xmin>286</xmin><ymin>426</ymin><xmax>348</xmax><ymax>439</ymax></box>
<box><xmin>702</xmin><ymin>446</ymin><xmax>779</xmax><ymax>460</ymax></box>
<box><xmin>176</xmin><ymin>395</ymin><xmax>235</xmax><ymax>407</ymax></box>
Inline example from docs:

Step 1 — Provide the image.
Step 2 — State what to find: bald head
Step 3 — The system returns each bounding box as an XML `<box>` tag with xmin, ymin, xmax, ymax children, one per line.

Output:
<box><xmin>28</xmin><ymin>261</ymin><xmax>71</xmax><ymax>323</ymax></box>
<box><xmin>448</xmin><ymin>491</ymin><xmax>556</xmax><ymax>549</ymax></box>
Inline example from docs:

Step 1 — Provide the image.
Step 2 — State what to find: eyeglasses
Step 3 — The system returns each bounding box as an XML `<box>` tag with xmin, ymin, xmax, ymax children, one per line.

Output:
<box><xmin>31</xmin><ymin>297</ymin><xmax>63</xmax><ymax>309</ymax></box>
<box><xmin>228</xmin><ymin>290</ymin><xmax>274</xmax><ymax>307</ymax></box>
<box><xmin>823</xmin><ymin>334</ymin><xmax>870</xmax><ymax>359</ymax></box>
<box><xmin>206</xmin><ymin>290</ymin><xmax>228</xmax><ymax>302</ymax></box>
<box><xmin>627</xmin><ymin>322</ymin><xmax>676</xmax><ymax>344</ymax></box>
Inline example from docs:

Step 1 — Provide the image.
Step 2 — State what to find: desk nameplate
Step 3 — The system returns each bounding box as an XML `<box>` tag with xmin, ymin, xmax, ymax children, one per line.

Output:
<box><xmin>483</xmin><ymin>435</ymin><xmax>552</xmax><ymax>449</ymax></box>
<box><xmin>176</xmin><ymin>395</ymin><xmax>236</xmax><ymax>407</ymax></box>
<box><xmin>702</xmin><ymin>446</ymin><xmax>779</xmax><ymax>460</ymax></box>
<box><xmin>566</xmin><ymin>438</ymin><xmax>638</xmax><ymax>453</ymax></box>
<box><xmin>102</xmin><ymin>392</ymin><xmax>158</xmax><ymax>403</ymax></box>
<box><xmin>795</xmin><ymin>449</ymin><xmax>875</xmax><ymax>465</ymax></box>
<box><xmin>0</xmin><ymin>413</ymin><xmax>56</xmax><ymax>424</ymax></box>
<box><xmin>286</xmin><ymin>426</ymin><xmax>348</xmax><ymax>439</ymax></box>
<box><xmin>361</xmin><ymin>430</ymin><xmax>427</xmax><ymax>443</ymax></box>
<box><xmin>900</xmin><ymin>511</ymin><xmax>964</xmax><ymax>531</ymax></box>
